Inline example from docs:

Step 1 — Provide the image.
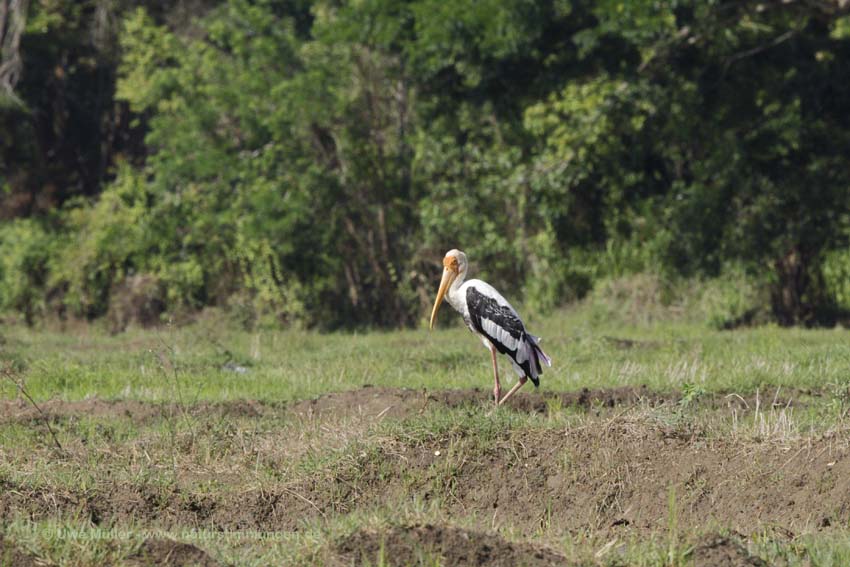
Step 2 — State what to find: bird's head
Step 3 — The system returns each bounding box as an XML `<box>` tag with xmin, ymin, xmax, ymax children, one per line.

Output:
<box><xmin>429</xmin><ymin>249</ymin><xmax>467</xmax><ymax>330</ymax></box>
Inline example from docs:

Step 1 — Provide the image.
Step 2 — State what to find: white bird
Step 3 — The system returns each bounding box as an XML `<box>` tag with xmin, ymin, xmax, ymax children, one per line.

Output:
<box><xmin>429</xmin><ymin>249</ymin><xmax>552</xmax><ymax>406</ymax></box>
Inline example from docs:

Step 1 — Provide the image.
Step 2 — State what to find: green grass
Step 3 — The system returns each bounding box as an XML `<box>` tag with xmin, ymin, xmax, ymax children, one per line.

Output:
<box><xmin>4</xmin><ymin>304</ymin><xmax>850</xmax><ymax>565</ymax></box>
<box><xmin>4</xmin><ymin>306</ymin><xmax>850</xmax><ymax>404</ymax></box>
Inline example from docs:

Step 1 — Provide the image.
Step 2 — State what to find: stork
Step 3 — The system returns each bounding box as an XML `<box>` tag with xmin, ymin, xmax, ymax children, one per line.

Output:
<box><xmin>429</xmin><ymin>249</ymin><xmax>552</xmax><ymax>406</ymax></box>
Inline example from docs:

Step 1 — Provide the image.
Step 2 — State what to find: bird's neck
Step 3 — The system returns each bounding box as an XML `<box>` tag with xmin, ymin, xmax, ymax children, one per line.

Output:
<box><xmin>446</xmin><ymin>270</ymin><xmax>467</xmax><ymax>312</ymax></box>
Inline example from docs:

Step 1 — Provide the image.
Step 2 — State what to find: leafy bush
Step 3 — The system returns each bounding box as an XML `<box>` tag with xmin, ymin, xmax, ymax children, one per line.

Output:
<box><xmin>823</xmin><ymin>249</ymin><xmax>850</xmax><ymax>311</ymax></box>
<box><xmin>587</xmin><ymin>273</ymin><xmax>676</xmax><ymax>327</ymax></box>
<box><xmin>692</xmin><ymin>265</ymin><xmax>767</xmax><ymax>330</ymax></box>
<box><xmin>586</xmin><ymin>264</ymin><xmax>768</xmax><ymax>330</ymax></box>
<box><xmin>0</xmin><ymin>218</ymin><xmax>55</xmax><ymax>323</ymax></box>
<box><xmin>5</xmin><ymin>0</ymin><xmax>850</xmax><ymax>329</ymax></box>
<box><xmin>48</xmin><ymin>168</ymin><xmax>151</xmax><ymax>318</ymax></box>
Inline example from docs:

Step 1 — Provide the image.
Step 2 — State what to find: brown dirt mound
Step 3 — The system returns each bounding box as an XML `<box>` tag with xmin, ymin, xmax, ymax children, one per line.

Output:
<box><xmin>690</xmin><ymin>534</ymin><xmax>767</xmax><ymax>567</ymax></box>
<box><xmin>264</xmin><ymin>425</ymin><xmax>850</xmax><ymax>537</ymax></box>
<box><xmin>333</xmin><ymin>524</ymin><xmax>566</xmax><ymax>567</ymax></box>
<box><xmin>291</xmin><ymin>385</ymin><xmax>674</xmax><ymax>420</ymax></box>
<box><xmin>126</xmin><ymin>538</ymin><xmax>223</xmax><ymax>567</ymax></box>
<box><xmin>0</xmin><ymin>386</ymin><xmax>659</xmax><ymax>426</ymax></box>
<box><xmin>0</xmin><ymin>398</ymin><xmax>272</xmax><ymax>425</ymax></box>
<box><xmin>288</xmin><ymin>385</ymin><xmax>813</xmax><ymax>420</ymax></box>
<box><xmin>5</xmin><ymin>421</ymin><xmax>849</xmax><ymax>538</ymax></box>
<box><xmin>0</xmin><ymin>385</ymin><xmax>812</xmax><ymax>427</ymax></box>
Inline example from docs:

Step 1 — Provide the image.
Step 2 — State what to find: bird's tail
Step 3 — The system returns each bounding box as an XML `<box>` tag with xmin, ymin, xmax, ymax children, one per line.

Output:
<box><xmin>526</xmin><ymin>334</ymin><xmax>552</xmax><ymax>387</ymax></box>
<box><xmin>528</xmin><ymin>334</ymin><xmax>552</xmax><ymax>368</ymax></box>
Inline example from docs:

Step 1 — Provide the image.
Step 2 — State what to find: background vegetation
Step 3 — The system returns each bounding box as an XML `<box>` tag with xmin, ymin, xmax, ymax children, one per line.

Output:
<box><xmin>3</xmin><ymin>0</ymin><xmax>850</xmax><ymax>330</ymax></box>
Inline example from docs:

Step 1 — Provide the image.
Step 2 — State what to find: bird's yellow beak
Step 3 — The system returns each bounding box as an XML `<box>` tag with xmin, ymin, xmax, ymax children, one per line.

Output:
<box><xmin>429</xmin><ymin>268</ymin><xmax>457</xmax><ymax>330</ymax></box>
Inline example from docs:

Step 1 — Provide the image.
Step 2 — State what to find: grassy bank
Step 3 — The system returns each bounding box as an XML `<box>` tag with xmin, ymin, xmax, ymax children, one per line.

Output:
<box><xmin>3</xmin><ymin>305</ymin><xmax>850</xmax><ymax>565</ymax></box>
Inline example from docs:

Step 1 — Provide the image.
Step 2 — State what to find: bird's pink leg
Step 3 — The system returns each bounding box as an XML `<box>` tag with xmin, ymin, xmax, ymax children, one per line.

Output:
<box><xmin>490</xmin><ymin>344</ymin><xmax>501</xmax><ymax>405</ymax></box>
<box><xmin>498</xmin><ymin>376</ymin><xmax>527</xmax><ymax>406</ymax></box>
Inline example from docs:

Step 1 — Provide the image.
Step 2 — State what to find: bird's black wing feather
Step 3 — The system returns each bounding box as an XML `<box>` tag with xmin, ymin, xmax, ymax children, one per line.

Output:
<box><xmin>466</xmin><ymin>286</ymin><xmax>525</xmax><ymax>356</ymax></box>
<box><xmin>467</xmin><ymin>284</ymin><xmax>545</xmax><ymax>386</ymax></box>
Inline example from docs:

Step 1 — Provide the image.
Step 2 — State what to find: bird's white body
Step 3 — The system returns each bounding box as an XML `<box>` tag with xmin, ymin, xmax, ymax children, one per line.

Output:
<box><xmin>444</xmin><ymin>277</ymin><xmax>529</xmax><ymax>378</ymax></box>
<box><xmin>430</xmin><ymin>249</ymin><xmax>551</xmax><ymax>407</ymax></box>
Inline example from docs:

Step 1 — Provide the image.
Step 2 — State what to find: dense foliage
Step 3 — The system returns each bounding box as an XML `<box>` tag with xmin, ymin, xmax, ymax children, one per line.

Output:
<box><xmin>2</xmin><ymin>0</ymin><xmax>850</xmax><ymax>329</ymax></box>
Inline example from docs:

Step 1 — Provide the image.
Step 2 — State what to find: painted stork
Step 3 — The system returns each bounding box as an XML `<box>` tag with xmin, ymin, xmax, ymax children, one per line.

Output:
<box><xmin>429</xmin><ymin>249</ymin><xmax>552</xmax><ymax>406</ymax></box>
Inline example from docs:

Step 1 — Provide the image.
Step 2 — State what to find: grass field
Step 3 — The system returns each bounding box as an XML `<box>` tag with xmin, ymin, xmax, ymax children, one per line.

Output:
<box><xmin>3</xmin><ymin>303</ymin><xmax>850</xmax><ymax>566</ymax></box>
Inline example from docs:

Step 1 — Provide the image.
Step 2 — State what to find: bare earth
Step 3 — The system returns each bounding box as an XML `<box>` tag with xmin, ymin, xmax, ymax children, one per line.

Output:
<box><xmin>0</xmin><ymin>386</ymin><xmax>840</xmax><ymax>565</ymax></box>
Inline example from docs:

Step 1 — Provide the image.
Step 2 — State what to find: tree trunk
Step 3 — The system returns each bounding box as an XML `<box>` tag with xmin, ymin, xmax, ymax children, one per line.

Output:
<box><xmin>771</xmin><ymin>247</ymin><xmax>814</xmax><ymax>326</ymax></box>
<box><xmin>0</xmin><ymin>0</ymin><xmax>29</xmax><ymax>99</ymax></box>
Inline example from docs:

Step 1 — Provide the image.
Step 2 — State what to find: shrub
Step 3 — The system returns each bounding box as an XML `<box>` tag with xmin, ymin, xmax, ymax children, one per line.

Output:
<box><xmin>823</xmin><ymin>248</ymin><xmax>850</xmax><ymax>312</ymax></box>
<box><xmin>47</xmin><ymin>169</ymin><xmax>150</xmax><ymax>318</ymax></box>
<box><xmin>0</xmin><ymin>219</ymin><xmax>56</xmax><ymax>323</ymax></box>
<box><xmin>692</xmin><ymin>265</ymin><xmax>767</xmax><ymax>329</ymax></box>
